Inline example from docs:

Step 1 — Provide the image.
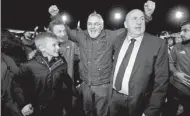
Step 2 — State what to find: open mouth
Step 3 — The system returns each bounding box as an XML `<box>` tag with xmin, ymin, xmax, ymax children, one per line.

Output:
<box><xmin>135</xmin><ymin>27</ymin><xmax>141</xmax><ymax>31</ymax></box>
<box><xmin>90</xmin><ymin>30</ymin><xmax>97</xmax><ymax>33</ymax></box>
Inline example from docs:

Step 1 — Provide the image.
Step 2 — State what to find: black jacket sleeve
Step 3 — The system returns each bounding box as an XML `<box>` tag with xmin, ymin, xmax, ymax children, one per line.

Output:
<box><xmin>13</xmin><ymin>64</ymin><xmax>33</xmax><ymax>109</ymax></box>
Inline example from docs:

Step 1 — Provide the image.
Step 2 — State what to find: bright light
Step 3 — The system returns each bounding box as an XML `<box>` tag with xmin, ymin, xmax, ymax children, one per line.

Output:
<box><xmin>109</xmin><ymin>7</ymin><xmax>126</xmax><ymax>29</ymax></box>
<box><xmin>175</xmin><ymin>11</ymin><xmax>183</xmax><ymax>19</ymax></box>
<box><xmin>167</xmin><ymin>5</ymin><xmax>189</xmax><ymax>27</ymax></box>
<box><xmin>114</xmin><ymin>13</ymin><xmax>122</xmax><ymax>20</ymax></box>
<box><xmin>62</xmin><ymin>15</ymin><xmax>67</xmax><ymax>22</ymax></box>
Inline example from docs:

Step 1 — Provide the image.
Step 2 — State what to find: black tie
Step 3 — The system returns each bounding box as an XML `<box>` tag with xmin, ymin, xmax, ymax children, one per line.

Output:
<box><xmin>115</xmin><ymin>38</ymin><xmax>136</xmax><ymax>91</ymax></box>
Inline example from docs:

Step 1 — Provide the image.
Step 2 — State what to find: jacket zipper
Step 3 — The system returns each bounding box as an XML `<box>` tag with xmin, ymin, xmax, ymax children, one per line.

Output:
<box><xmin>41</xmin><ymin>58</ymin><xmax>55</xmax><ymax>96</ymax></box>
<box><xmin>41</xmin><ymin>58</ymin><xmax>51</xmax><ymax>72</ymax></box>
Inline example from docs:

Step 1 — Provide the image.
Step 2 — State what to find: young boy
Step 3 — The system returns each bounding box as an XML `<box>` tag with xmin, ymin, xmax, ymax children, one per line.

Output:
<box><xmin>14</xmin><ymin>32</ymin><xmax>74</xmax><ymax>116</ymax></box>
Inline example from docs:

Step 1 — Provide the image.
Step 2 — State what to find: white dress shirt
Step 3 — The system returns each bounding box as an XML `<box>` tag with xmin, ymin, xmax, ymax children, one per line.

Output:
<box><xmin>113</xmin><ymin>35</ymin><xmax>143</xmax><ymax>95</ymax></box>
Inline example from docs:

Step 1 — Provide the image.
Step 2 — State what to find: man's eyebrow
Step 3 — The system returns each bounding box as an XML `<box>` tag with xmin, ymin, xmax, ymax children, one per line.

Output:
<box><xmin>140</xmin><ymin>16</ymin><xmax>145</xmax><ymax>18</ymax></box>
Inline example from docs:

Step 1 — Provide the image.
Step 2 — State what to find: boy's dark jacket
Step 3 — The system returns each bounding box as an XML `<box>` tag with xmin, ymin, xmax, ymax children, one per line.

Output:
<box><xmin>13</xmin><ymin>51</ymin><xmax>75</xmax><ymax>111</ymax></box>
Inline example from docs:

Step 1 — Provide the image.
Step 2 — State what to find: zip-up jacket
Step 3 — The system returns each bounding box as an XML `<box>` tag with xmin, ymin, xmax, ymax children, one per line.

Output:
<box><xmin>14</xmin><ymin>52</ymin><xmax>74</xmax><ymax>112</ymax></box>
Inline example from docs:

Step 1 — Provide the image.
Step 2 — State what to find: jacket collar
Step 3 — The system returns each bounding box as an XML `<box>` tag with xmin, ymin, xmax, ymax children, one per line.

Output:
<box><xmin>35</xmin><ymin>51</ymin><xmax>61</xmax><ymax>68</ymax></box>
<box><xmin>35</xmin><ymin>51</ymin><xmax>49</xmax><ymax>65</ymax></box>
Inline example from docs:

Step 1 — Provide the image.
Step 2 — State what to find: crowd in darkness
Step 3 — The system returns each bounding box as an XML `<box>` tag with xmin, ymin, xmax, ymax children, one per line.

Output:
<box><xmin>1</xmin><ymin>1</ymin><xmax>190</xmax><ymax>116</ymax></box>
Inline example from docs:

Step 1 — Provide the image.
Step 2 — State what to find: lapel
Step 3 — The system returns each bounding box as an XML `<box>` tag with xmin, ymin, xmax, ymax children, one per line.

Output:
<box><xmin>130</xmin><ymin>33</ymin><xmax>150</xmax><ymax>79</ymax></box>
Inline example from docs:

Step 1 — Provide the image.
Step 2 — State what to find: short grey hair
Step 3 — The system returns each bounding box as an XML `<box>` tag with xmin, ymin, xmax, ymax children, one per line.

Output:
<box><xmin>88</xmin><ymin>11</ymin><xmax>104</xmax><ymax>26</ymax></box>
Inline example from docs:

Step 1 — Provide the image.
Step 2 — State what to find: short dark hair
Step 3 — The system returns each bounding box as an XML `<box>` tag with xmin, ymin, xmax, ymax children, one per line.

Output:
<box><xmin>160</xmin><ymin>31</ymin><xmax>169</xmax><ymax>36</ymax></box>
<box><xmin>180</xmin><ymin>20</ymin><xmax>190</xmax><ymax>27</ymax></box>
<box><xmin>48</xmin><ymin>20</ymin><xmax>64</xmax><ymax>32</ymax></box>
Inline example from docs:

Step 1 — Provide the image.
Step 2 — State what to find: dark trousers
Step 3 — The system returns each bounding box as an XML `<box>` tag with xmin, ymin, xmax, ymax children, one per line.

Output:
<box><xmin>162</xmin><ymin>84</ymin><xmax>190</xmax><ymax>116</ymax></box>
<box><xmin>33</xmin><ymin>94</ymin><xmax>73</xmax><ymax>116</ymax></box>
<box><xmin>109</xmin><ymin>89</ymin><xmax>129</xmax><ymax>116</ymax></box>
<box><xmin>79</xmin><ymin>82</ymin><xmax>110</xmax><ymax>116</ymax></box>
<box><xmin>33</xmin><ymin>105</ymin><xmax>64</xmax><ymax>116</ymax></box>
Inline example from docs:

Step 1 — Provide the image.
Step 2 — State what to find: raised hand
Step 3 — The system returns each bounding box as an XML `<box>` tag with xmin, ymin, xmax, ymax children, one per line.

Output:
<box><xmin>144</xmin><ymin>0</ymin><xmax>156</xmax><ymax>17</ymax></box>
<box><xmin>48</xmin><ymin>5</ymin><xmax>59</xmax><ymax>16</ymax></box>
<box><xmin>21</xmin><ymin>104</ymin><xmax>34</xmax><ymax>116</ymax></box>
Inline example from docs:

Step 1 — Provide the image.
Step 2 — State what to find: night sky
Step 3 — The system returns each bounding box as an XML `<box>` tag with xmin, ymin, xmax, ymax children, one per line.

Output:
<box><xmin>2</xmin><ymin>0</ymin><xmax>190</xmax><ymax>35</ymax></box>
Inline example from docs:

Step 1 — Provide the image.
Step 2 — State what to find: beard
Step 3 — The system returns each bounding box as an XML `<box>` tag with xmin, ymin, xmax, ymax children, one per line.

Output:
<box><xmin>88</xmin><ymin>30</ymin><xmax>101</xmax><ymax>38</ymax></box>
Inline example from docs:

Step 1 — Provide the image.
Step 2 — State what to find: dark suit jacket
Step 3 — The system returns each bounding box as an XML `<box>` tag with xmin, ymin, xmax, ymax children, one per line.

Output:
<box><xmin>109</xmin><ymin>30</ymin><xmax>169</xmax><ymax>116</ymax></box>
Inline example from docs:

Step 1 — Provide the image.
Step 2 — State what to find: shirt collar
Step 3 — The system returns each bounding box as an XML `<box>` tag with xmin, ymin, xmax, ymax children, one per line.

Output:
<box><xmin>126</xmin><ymin>34</ymin><xmax>144</xmax><ymax>43</ymax></box>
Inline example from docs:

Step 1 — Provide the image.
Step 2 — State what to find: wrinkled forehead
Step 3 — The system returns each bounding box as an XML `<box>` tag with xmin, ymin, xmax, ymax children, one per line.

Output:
<box><xmin>88</xmin><ymin>16</ymin><xmax>101</xmax><ymax>23</ymax></box>
<box><xmin>126</xmin><ymin>9</ymin><xmax>144</xmax><ymax>20</ymax></box>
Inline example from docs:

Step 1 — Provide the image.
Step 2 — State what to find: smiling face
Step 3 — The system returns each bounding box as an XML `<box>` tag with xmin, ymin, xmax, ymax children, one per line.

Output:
<box><xmin>52</xmin><ymin>24</ymin><xmax>68</xmax><ymax>42</ymax></box>
<box><xmin>43</xmin><ymin>37</ymin><xmax>60</xmax><ymax>57</ymax></box>
<box><xmin>124</xmin><ymin>9</ymin><xmax>145</xmax><ymax>38</ymax></box>
<box><xmin>87</xmin><ymin>15</ymin><xmax>103</xmax><ymax>39</ymax></box>
<box><xmin>35</xmin><ymin>33</ymin><xmax>60</xmax><ymax>58</ymax></box>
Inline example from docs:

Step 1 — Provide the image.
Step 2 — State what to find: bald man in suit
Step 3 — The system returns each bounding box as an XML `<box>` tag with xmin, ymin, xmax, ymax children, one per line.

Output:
<box><xmin>109</xmin><ymin>9</ymin><xmax>169</xmax><ymax>116</ymax></box>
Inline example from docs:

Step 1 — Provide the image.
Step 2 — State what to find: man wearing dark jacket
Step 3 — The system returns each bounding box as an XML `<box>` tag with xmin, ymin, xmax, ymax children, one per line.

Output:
<box><xmin>48</xmin><ymin>1</ymin><xmax>155</xmax><ymax>116</ymax></box>
<box><xmin>14</xmin><ymin>32</ymin><xmax>74</xmax><ymax>116</ymax></box>
<box><xmin>1</xmin><ymin>31</ymin><xmax>23</xmax><ymax>116</ymax></box>
<box><xmin>1</xmin><ymin>53</ymin><xmax>23</xmax><ymax>116</ymax></box>
<box><xmin>163</xmin><ymin>20</ymin><xmax>190</xmax><ymax>116</ymax></box>
<box><xmin>109</xmin><ymin>9</ymin><xmax>168</xmax><ymax>116</ymax></box>
<box><xmin>48</xmin><ymin>20</ymin><xmax>80</xmax><ymax>81</ymax></box>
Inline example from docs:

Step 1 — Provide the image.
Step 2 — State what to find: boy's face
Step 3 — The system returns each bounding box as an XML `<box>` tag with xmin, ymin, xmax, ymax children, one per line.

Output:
<box><xmin>42</xmin><ymin>37</ymin><xmax>60</xmax><ymax>57</ymax></box>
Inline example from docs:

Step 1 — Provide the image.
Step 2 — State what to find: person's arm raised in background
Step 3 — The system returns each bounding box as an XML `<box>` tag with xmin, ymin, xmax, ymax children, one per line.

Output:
<box><xmin>144</xmin><ymin>0</ymin><xmax>155</xmax><ymax>23</ymax></box>
<box><xmin>48</xmin><ymin>5</ymin><xmax>84</xmax><ymax>44</ymax></box>
<box><xmin>48</xmin><ymin>0</ymin><xmax>156</xmax><ymax>43</ymax></box>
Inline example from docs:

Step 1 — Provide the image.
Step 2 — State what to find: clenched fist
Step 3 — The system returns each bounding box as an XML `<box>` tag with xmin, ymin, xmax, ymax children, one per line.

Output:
<box><xmin>21</xmin><ymin>104</ymin><xmax>34</xmax><ymax>116</ymax></box>
<box><xmin>144</xmin><ymin>0</ymin><xmax>156</xmax><ymax>17</ymax></box>
<box><xmin>48</xmin><ymin>5</ymin><xmax>59</xmax><ymax>16</ymax></box>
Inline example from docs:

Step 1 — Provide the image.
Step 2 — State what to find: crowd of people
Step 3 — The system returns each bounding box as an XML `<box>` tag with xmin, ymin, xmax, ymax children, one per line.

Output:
<box><xmin>1</xmin><ymin>0</ymin><xmax>190</xmax><ymax>116</ymax></box>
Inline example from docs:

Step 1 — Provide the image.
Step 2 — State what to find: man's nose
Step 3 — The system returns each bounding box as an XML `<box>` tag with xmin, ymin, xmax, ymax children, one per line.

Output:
<box><xmin>136</xmin><ymin>19</ymin><xmax>142</xmax><ymax>25</ymax></box>
<box><xmin>61</xmin><ymin>32</ymin><xmax>65</xmax><ymax>36</ymax></box>
<box><xmin>91</xmin><ymin>24</ymin><xmax>96</xmax><ymax>29</ymax></box>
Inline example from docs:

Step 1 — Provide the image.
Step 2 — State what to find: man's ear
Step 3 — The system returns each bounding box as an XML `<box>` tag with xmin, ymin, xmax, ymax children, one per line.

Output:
<box><xmin>100</xmin><ymin>24</ymin><xmax>104</xmax><ymax>30</ymax></box>
<box><xmin>124</xmin><ymin>21</ymin><xmax>128</xmax><ymax>28</ymax></box>
<box><xmin>38</xmin><ymin>45</ymin><xmax>45</xmax><ymax>52</ymax></box>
